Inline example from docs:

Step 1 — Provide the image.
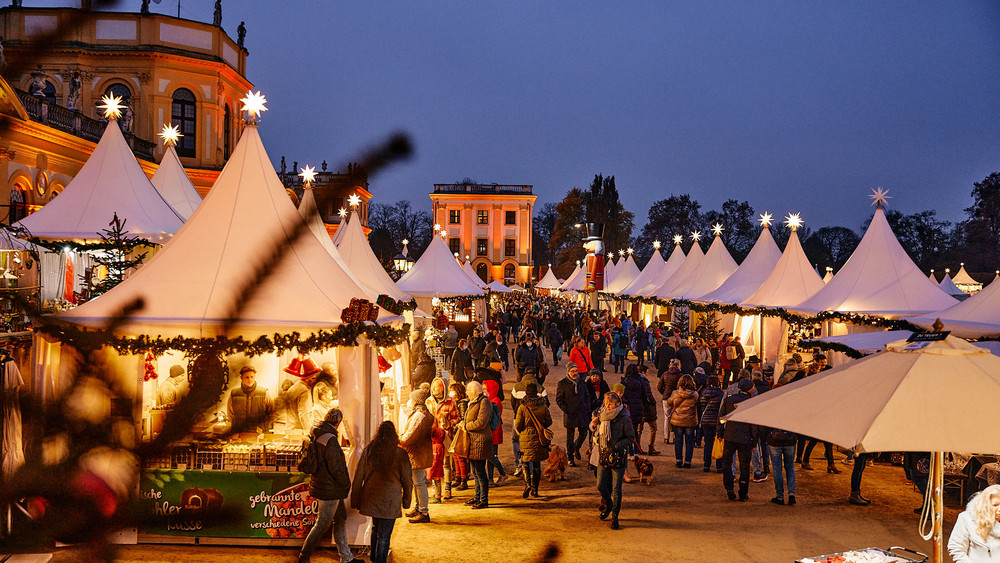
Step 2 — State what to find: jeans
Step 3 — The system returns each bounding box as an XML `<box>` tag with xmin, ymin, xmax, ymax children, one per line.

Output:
<box><xmin>596</xmin><ymin>464</ymin><xmax>625</xmax><ymax>518</ymax></box>
<box><xmin>673</xmin><ymin>426</ymin><xmax>696</xmax><ymax>464</ymax></box>
<box><xmin>299</xmin><ymin>498</ymin><xmax>352</xmax><ymax>562</ymax></box>
<box><xmin>752</xmin><ymin>443</ymin><xmax>770</xmax><ymax>476</ymax></box>
<box><xmin>613</xmin><ymin>354</ymin><xmax>625</xmax><ymax>373</ymax></box>
<box><xmin>370</xmin><ymin>517</ymin><xmax>396</xmax><ymax>563</ymax></box>
<box><xmin>552</xmin><ymin>345</ymin><xmax>562</xmax><ymax>363</ymax></box>
<box><xmin>769</xmin><ymin>445</ymin><xmax>796</xmax><ymax>498</ymax></box>
<box><xmin>567</xmin><ymin>425</ymin><xmax>588</xmax><ymax>457</ymax></box>
<box><xmin>702</xmin><ymin>424</ymin><xmax>722</xmax><ymax>470</ymax></box>
<box><xmin>443</xmin><ymin>454</ymin><xmax>453</xmax><ymax>492</ymax></box>
<box><xmin>851</xmin><ymin>453</ymin><xmax>871</xmax><ymax>491</ymax></box>
<box><xmin>721</xmin><ymin>440</ymin><xmax>752</xmax><ymax>498</ymax></box>
<box><xmin>470</xmin><ymin>459</ymin><xmax>489</xmax><ymax>503</ymax></box>
<box><xmin>411</xmin><ymin>468</ymin><xmax>429</xmax><ymax>514</ymax></box>
<box><xmin>662</xmin><ymin>400</ymin><xmax>673</xmax><ymax>440</ymax></box>
<box><xmin>487</xmin><ymin>444</ymin><xmax>507</xmax><ymax>481</ymax></box>
<box><xmin>594</xmin><ymin>355</ymin><xmax>605</xmax><ymax>372</ymax></box>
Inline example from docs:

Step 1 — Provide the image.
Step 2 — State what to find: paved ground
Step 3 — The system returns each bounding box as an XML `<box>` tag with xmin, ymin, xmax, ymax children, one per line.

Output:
<box><xmin>48</xmin><ymin>354</ymin><xmax>959</xmax><ymax>562</ymax></box>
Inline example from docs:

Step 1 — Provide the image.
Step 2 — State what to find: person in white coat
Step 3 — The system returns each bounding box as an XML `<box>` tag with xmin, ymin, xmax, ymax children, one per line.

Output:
<box><xmin>949</xmin><ymin>484</ymin><xmax>1000</xmax><ymax>562</ymax></box>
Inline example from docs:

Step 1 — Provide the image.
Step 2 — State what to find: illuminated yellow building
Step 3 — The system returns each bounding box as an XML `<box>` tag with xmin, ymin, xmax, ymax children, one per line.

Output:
<box><xmin>278</xmin><ymin>161</ymin><xmax>373</xmax><ymax>235</ymax></box>
<box><xmin>430</xmin><ymin>184</ymin><xmax>535</xmax><ymax>285</ymax></box>
<box><xmin>0</xmin><ymin>4</ymin><xmax>252</xmax><ymax>210</ymax></box>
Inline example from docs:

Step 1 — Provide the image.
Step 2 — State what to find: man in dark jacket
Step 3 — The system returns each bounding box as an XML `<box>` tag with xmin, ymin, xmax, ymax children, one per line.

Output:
<box><xmin>299</xmin><ymin>409</ymin><xmax>353</xmax><ymax>563</ymax></box>
<box><xmin>589</xmin><ymin>331</ymin><xmax>608</xmax><ymax>373</ymax></box>
<box><xmin>469</xmin><ymin>327</ymin><xmax>487</xmax><ymax>368</ymax></box>
<box><xmin>484</xmin><ymin>331</ymin><xmax>509</xmax><ymax>372</ymax></box>
<box><xmin>676</xmin><ymin>339</ymin><xmax>697</xmax><ymax>375</ymax></box>
<box><xmin>717</xmin><ymin>378</ymin><xmax>756</xmax><ymax>502</ymax></box>
<box><xmin>654</xmin><ymin>338</ymin><xmax>676</xmax><ymax>376</ymax></box>
<box><xmin>514</xmin><ymin>337</ymin><xmax>541</xmax><ymax>381</ymax></box>
<box><xmin>548</xmin><ymin>323</ymin><xmax>564</xmax><ymax>366</ymax></box>
<box><xmin>450</xmin><ymin>339</ymin><xmax>475</xmax><ymax>384</ymax></box>
<box><xmin>556</xmin><ymin>364</ymin><xmax>592</xmax><ymax>466</ymax></box>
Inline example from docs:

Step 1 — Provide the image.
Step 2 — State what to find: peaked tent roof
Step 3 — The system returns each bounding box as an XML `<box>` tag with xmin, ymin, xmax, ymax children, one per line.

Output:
<box><xmin>486</xmin><ymin>280</ymin><xmax>513</xmax><ymax>293</ymax></box>
<box><xmin>928</xmin><ymin>271</ymin><xmax>937</xmax><ymax>282</ymax></box>
<box><xmin>698</xmin><ymin>227</ymin><xmax>781</xmax><ymax>304</ymax></box>
<box><xmin>328</xmin><ymin>206</ymin><xmax>412</xmax><ymax>302</ymax></box>
<box><xmin>661</xmin><ymin>235</ymin><xmax>738</xmax><ymax>301</ymax></box>
<box><xmin>741</xmin><ymin>229</ymin><xmax>825</xmax><ymax>309</ymax></box>
<box><xmin>620</xmin><ymin>249</ymin><xmax>665</xmax><ymax>297</ymax></box>
<box><xmin>564</xmin><ymin>262</ymin><xmax>589</xmax><ymax>291</ymax></box>
<box><xmin>938</xmin><ymin>272</ymin><xmax>966</xmax><ymax>297</ymax></box>
<box><xmin>795</xmin><ymin>206</ymin><xmax>958</xmax><ymax>316</ymax></box>
<box><xmin>559</xmin><ymin>263</ymin><xmax>583</xmax><ymax>291</ymax></box>
<box><xmin>462</xmin><ymin>260</ymin><xmax>488</xmax><ymax>289</ymax></box>
<box><xmin>605</xmin><ymin>257</ymin><xmax>619</xmax><ymax>285</ymax></box>
<box><xmin>604</xmin><ymin>255</ymin><xmax>640</xmax><ymax>294</ymax></box>
<box><xmin>952</xmin><ymin>264</ymin><xmax>979</xmax><ymax>286</ymax></box>
<box><xmin>397</xmin><ymin>236</ymin><xmax>486</xmax><ymax>298</ymax></box>
<box><xmin>536</xmin><ymin>266</ymin><xmax>562</xmax><ymax>289</ymax></box>
<box><xmin>331</xmin><ymin>213</ymin><xmax>352</xmax><ymax>246</ymax></box>
<box><xmin>649</xmin><ymin>241</ymin><xmax>704</xmax><ymax>300</ymax></box>
<box><xmin>639</xmin><ymin>242</ymin><xmax>686</xmax><ymax>298</ymax></box>
<box><xmin>61</xmin><ymin>124</ymin><xmax>383</xmax><ymax>337</ymax></box>
<box><xmin>911</xmin><ymin>270</ymin><xmax>1000</xmax><ymax>338</ymax></box>
<box><xmin>823</xmin><ymin>269</ymin><xmax>834</xmax><ymax>284</ymax></box>
<box><xmin>150</xmin><ymin>143</ymin><xmax>202</xmax><ymax>221</ymax></box>
<box><xmin>18</xmin><ymin>117</ymin><xmax>184</xmax><ymax>240</ymax></box>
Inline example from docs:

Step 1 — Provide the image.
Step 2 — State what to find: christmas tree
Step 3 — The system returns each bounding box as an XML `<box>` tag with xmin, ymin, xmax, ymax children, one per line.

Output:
<box><xmin>87</xmin><ymin>213</ymin><xmax>152</xmax><ymax>298</ymax></box>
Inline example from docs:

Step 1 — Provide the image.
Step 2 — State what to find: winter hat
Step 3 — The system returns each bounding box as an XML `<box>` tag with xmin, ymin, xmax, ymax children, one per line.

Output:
<box><xmin>589</xmin><ymin>369</ymin><xmax>603</xmax><ymax>378</ymax></box>
<box><xmin>694</xmin><ymin>366</ymin><xmax>705</xmax><ymax>376</ymax></box>
<box><xmin>169</xmin><ymin>365</ymin><xmax>185</xmax><ymax>377</ymax></box>
<box><xmin>410</xmin><ymin>389</ymin><xmax>430</xmax><ymax>405</ymax></box>
<box><xmin>747</xmin><ymin>355</ymin><xmax>761</xmax><ymax>364</ymax></box>
<box><xmin>737</xmin><ymin>378</ymin><xmax>754</xmax><ymax>392</ymax></box>
<box><xmin>612</xmin><ymin>383</ymin><xmax>626</xmax><ymax>395</ymax></box>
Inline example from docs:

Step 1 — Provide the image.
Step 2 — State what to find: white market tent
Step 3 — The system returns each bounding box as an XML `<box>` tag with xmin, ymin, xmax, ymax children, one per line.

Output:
<box><xmin>536</xmin><ymin>265</ymin><xmax>562</xmax><ymax>290</ymax></box>
<box><xmin>17</xmin><ymin>116</ymin><xmax>184</xmax><ymax>241</ymax></box>
<box><xmin>742</xmin><ymin>228</ymin><xmax>825</xmax><ymax>310</ymax></box>
<box><xmin>328</xmin><ymin>206</ymin><xmax>412</xmax><ymax>303</ymax></box>
<box><xmin>559</xmin><ymin>263</ymin><xmax>583</xmax><ymax>291</ymax></box>
<box><xmin>397</xmin><ymin>236</ymin><xmax>486</xmax><ymax>311</ymax></box>
<box><xmin>698</xmin><ymin>225</ymin><xmax>781</xmax><ymax>304</ymax></box>
<box><xmin>649</xmin><ymin>239</ymin><xmax>704</xmax><ymax>300</ymax></box>
<box><xmin>822</xmin><ymin>267</ymin><xmax>834</xmax><ymax>284</ymax></box>
<box><xmin>486</xmin><ymin>280</ymin><xmax>513</xmax><ymax>293</ymax></box>
<box><xmin>951</xmin><ymin>263</ymin><xmax>982</xmax><ymax>293</ymax></box>
<box><xmin>61</xmin><ymin>123</ymin><xmax>386</xmax><ymax>337</ymax></box>
<box><xmin>331</xmin><ymin>213</ymin><xmax>351</xmax><ymax>246</ymax></box>
<box><xmin>604</xmin><ymin>257</ymin><xmax>618</xmax><ymax>286</ymax></box>
<box><xmin>461</xmin><ymin>260</ymin><xmax>488</xmax><ymax>289</ymax></box>
<box><xmin>910</xmin><ymin>273</ymin><xmax>1000</xmax><ymax>338</ymax></box>
<box><xmin>795</xmin><ymin>204</ymin><xmax>958</xmax><ymax>317</ymax></box>
<box><xmin>619</xmin><ymin>247</ymin><xmax>665</xmax><ymax>297</ymax></box>
<box><xmin>150</xmin><ymin>140</ymin><xmax>202</xmax><ymax>221</ymax></box>
<box><xmin>603</xmin><ymin>254</ymin><xmax>640</xmax><ymax>294</ymax></box>
<box><xmin>938</xmin><ymin>271</ymin><xmax>966</xmax><ymax>298</ymax></box>
<box><xmin>638</xmin><ymin>241</ymin><xmax>686</xmax><ymax>298</ymax></box>
<box><xmin>661</xmin><ymin>233</ymin><xmax>738</xmax><ymax>301</ymax></box>
<box><xmin>928</xmin><ymin>270</ymin><xmax>937</xmax><ymax>283</ymax></box>
<box><xmin>510</xmin><ymin>284</ymin><xmax>526</xmax><ymax>292</ymax></box>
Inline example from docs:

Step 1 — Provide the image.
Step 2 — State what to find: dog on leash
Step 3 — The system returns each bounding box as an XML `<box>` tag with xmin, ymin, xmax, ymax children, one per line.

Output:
<box><xmin>635</xmin><ymin>456</ymin><xmax>654</xmax><ymax>485</ymax></box>
<box><xmin>543</xmin><ymin>445</ymin><xmax>568</xmax><ymax>483</ymax></box>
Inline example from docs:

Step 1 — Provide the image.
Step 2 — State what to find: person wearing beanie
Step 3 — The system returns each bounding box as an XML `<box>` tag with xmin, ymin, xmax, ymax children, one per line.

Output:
<box><xmin>399</xmin><ymin>389</ymin><xmax>433</xmax><ymax>523</ymax></box>
<box><xmin>157</xmin><ymin>364</ymin><xmax>189</xmax><ymax>407</ymax></box>
<box><xmin>514</xmin><ymin>382</ymin><xmax>552</xmax><ymax>499</ymax></box>
<box><xmin>461</xmin><ymin>380</ymin><xmax>494</xmax><ymax>508</ymax></box>
<box><xmin>717</xmin><ymin>378</ymin><xmax>756</xmax><ymax>501</ymax></box>
<box><xmin>299</xmin><ymin>408</ymin><xmax>354</xmax><ymax>563</ymax></box>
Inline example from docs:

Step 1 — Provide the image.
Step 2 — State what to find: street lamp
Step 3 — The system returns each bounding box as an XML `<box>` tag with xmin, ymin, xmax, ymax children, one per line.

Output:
<box><xmin>393</xmin><ymin>239</ymin><xmax>413</xmax><ymax>273</ymax></box>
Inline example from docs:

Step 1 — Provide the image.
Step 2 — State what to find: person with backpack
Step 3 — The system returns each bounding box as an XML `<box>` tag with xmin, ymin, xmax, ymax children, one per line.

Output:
<box><xmin>612</xmin><ymin>327</ymin><xmax>629</xmax><ymax>374</ymax></box>
<box><xmin>399</xmin><ymin>389</ymin><xmax>433</xmax><ymax>523</ymax></box>
<box><xmin>298</xmin><ymin>409</ymin><xmax>354</xmax><ymax>563</ymax></box>
<box><xmin>514</xmin><ymin>382</ymin><xmax>552</xmax><ymax>499</ymax></box>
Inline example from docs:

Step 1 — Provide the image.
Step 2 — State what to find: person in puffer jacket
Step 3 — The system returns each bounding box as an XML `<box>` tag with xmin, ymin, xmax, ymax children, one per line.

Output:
<box><xmin>620</xmin><ymin>364</ymin><xmax>648</xmax><ymax>449</ymax></box>
<box><xmin>667</xmin><ymin>375</ymin><xmax>700</xmax><ymax>468</ymax></box>
<box><xmin>483</xmin><ymin>379</ymin><xmax>508</xmax><ymax>486</ymax></box>
<box><xmin>698</xmin><ymin>375</ymin><xmax>725</xmax><ymax>472</ymax></box>
<box><xmin>299</xmin><ymin>409</ymin><xmax>353</xmax><ymax>563</ymax></box>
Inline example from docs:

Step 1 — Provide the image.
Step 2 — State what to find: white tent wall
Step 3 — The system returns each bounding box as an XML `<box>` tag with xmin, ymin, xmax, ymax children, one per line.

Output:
<box><xmin>39</xmin><ymin>250</ymin><xmax>93</xmax><ymax>304</ymax></box>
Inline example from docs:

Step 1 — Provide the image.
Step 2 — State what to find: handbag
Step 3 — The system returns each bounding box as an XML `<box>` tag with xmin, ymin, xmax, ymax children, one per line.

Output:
<box><xmin>449</xmin><ymin>426</ymin><xmax>470</xmax><ymax>458</ymax></box>
<box><xmin>539</xmin><ymin>362</ymin><xmax>550</xmax><ymax>377</ymax></box>
<box><xmin>599</xmin><ymin>446</ymin><xmax>627</xmax><ymax>468</ymax></box>
<box><xmin>525</xmin><ymin>405</ymin><xmax>553</xmax><ymax>447</ymax></box>
<box><xmin>711</xmin><ymin>436</ymin><xmax>725</xmax><ymax>460</ymax></box>
<box><xmin>489</xmin><ymin>361</ymin><xmax>504</xmax><ymax>371</ymax></box>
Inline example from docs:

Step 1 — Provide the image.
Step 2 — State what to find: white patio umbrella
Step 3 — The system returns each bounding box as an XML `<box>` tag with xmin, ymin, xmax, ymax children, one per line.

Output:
<box><xmin>724</xmin><ymin>330</ymin><xmax>1000</xmax><ymax>563</ymax></box>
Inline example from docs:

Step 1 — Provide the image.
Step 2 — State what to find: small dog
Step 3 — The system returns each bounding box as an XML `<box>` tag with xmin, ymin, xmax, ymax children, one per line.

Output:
<box><xmin>543</xmin><ymin>445</ymin><xmax>568</xmax><ymax>483</ymax></box>
<box><xmin>635</xmin><ymin>456</ymin><xmax>654</xmax><ymax>485</ymax></box>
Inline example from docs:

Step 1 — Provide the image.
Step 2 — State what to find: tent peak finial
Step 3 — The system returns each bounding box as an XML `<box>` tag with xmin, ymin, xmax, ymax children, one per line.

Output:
<box><xmin>870</xmin><ymin>187</ymin><xmax>891</xmax><ymax>209</ymax></box>
<box><xmin>785</xmin><ymin>213</ymin><xmax>803</xmax><ymax>231</ymax></box>
<box><xmin>759</xmin><ymin>212</ymin><xmax>773</xmax><ymax>227</ymax></box>
<box><xmin>299</xmin><ymin>165</ymin><xmax>316</xmax><ymax>187</ymax></box>
<box><xmin>159</xmin><ymin>124</ymin><xmax>182</xmax><ymax>147</ymax></box>
<box><xmin>99</xmin><ymin>94</ymin><xmax>124</xmax><ymax>120</ymax></box>
<box><xmin>240</xmin><ymin>90</ymin><xmax>268</xmax><ymax>123</ymax></box>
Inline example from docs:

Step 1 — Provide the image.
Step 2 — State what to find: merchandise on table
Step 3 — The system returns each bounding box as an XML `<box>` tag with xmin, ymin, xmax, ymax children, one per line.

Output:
<box><xmin>798</xmin><ymin>546</ymin><xmax>927</xmax><ymax>563</ymax></box>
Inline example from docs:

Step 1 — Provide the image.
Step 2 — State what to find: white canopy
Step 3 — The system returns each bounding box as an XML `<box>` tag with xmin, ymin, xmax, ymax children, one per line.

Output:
<box><xmin>619</xmin><ymin>248</ymin><xmax>665</xmax><ymax>297</ymax></box>
<box><xmin>938</xmin><ymin>272</ymin><xmax>965</xmax><ymax>298</ymax></box>
<box><xmin>698</xmin><ymin>227</ymin><xmax>781</xmax><ymax>304</ymax></box>
<box><xmin>741</xmin><ymin>229</ymin><xmax>825</xmax><ymax>309</ymax></box>
<box><xmin>486</xmin><ymin>280</ymin><xmax>513</xmax><ymax>293</ymax></box>
<box><xmin>150</xmin><ymin>143</ymin><xmax>202</xmax><ymax>221</ymax></box>
<box><xmin>603</xmin><ymin>255</ymin><xmax>640</xmax><ymax>294</ymax></box>
<box><xmin>510</xmin><ymin>284</ymin><xmax>527</xmax><ymax>292</ymax></box>
<box><xmin>328</xmin><ymin>206</ymin><xmax>412</xmax><ymax>303</ymax></box>
<box><xmin>18</xmin><ymin>117</ymin><xmax>184</xmax><ymax>241</ymax></box>
<box><xmin>638</xmin><ymin>242</ymin><xmax>686</xmax><ymax>298</ymax></box>
<box><xmin>951</xmin><ymin>264</ymin><xmax>979</xmax><ymax>287</ymax></box>
<box><xmin>397</xmin><ymin>236</ymin><xmax>487</xmax><ymax>298</ymax></box>
<box><xmin>603</xmin><ymin>257</ymin><xmax>617</xmax><ymax>288</ymax></box>
<box><xmin>659</xmin><ymin>234</ymin><xmax>737</xmax><ymax>301</ymax></box>
<box><xmin>928</xmin><ymin>270</ymin><xmax>937</xmax><ymax>282</ymax></box>
<box><xmin>331</xmin><ymin>214</ymin><xmax>351</xmax><ymax>246</ymax></box>
<box><xmin>61</xmin><ymin>124</ymin><xmax>384</xmax><ymax>337</ymax></box>
<box><xmin>649</xmin><ymin>240</ymin><xmax>704</xmax><ymax>300</ymax></box>
<box><xmin>795</xmin><ymin>206</ymin><xmax>958</xmax><ymax>317</ymax></box>
<box><xmin>536</xmin><ymin>266</ymin><xmax>561</xmax><ymax>290</ymax></box>
<box><xmin>559</xmin><ymin>263</ymin><xmax>583</xmax><ymax>291</ymax></box>
<box><xmin>801</xmin><ymin>330</ymin><xmax>913</xmax><ymax>356</ymax></box>
<box><xmin>910</xmin><ymin>272</ymin><xmax>1000</xmax><ymax>338</ymax></box>
<box><xmin>462</xmin><ymin>260</ymin><xmax>488</xmax><ymax>289</ymax></box>
<box><xmin>822</xmin><ymin>268</ymin><xmax>833</xmax><ymax>284</ymax></box>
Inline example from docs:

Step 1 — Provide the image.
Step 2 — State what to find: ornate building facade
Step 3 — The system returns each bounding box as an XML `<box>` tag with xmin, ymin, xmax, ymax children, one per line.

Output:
<box><xmin>429</xmin><ymin>183</ymin><xmax>535</xmax><ymax>285</ymax></box>
<box><xmin>277</xmin><ymin>160</ymin><xmax>372</xmax><ymax>235</ymax></box>
<box><xmin>0</xmin><ymin>4</ymin><xmax>252</xmax><ymax>220</ymax></box>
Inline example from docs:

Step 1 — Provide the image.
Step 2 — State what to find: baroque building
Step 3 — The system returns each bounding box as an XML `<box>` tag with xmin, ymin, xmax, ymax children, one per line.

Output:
<box><xmin>277</xmin><ymin>160</ymin><xmax>372</xmax><ymax>235</ymax></box>
<box><xmin>429</xmin><ymin>183</ymin><xmax>535</xmax><ymax>285</ymax></box>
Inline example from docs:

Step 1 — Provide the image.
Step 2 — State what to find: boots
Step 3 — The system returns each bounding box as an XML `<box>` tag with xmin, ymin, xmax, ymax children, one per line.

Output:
<box><xmin>849</xmin><ymin>490</ymin><xmax>871</xmax><ymax>505</ymax></box>
<box><xmin>530</xmin><ymin>469</ymin><xmax>541</xmax><ymax>497</ymax></box>
<box><xmin>522</xmin><ymin>471</ymin><xmax>532</xmax><ymax>499</ymax></box>
<box><xmin>827</xmin><ymin>462</ymin><xmax>842</xmax><ymax>474</ymax></box>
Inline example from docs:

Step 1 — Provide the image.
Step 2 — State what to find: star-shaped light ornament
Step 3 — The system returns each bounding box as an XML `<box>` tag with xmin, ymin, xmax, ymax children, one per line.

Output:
<box><xmin>712</xmin><ymin>223</ymin><xmax>724</xmax><ymax>236</ymax></box>
<box><xmin>618</xmin><ymin>250</ymin><xmax>626</xmax><ymax>258</ymax></box>
<box><xmin>433</xmin><ymin>224</ymin><xmax>441</xmax><ymax>231</ymax></box>
<box><xmin>759</xmin><ymin>212</ymin><xmax>773</xmax><ymax>228</ymax></box>
<box><xmin>159</xmin><ymin>124</ymin><xmax>182</xmax><ymax>147</ymax></box>
<box><xmin>673</xmin><ymin>234</ymin><xmax>684</xmax><ymax>245</ymax></box>
<box><xmin>653</xmin><ymin>240</ymin><xmax>661</xmax><ymax>250</ymax></box>
<box><xmin>869</xmin><ymin>187</ymin><xmax>891</xmax><ymax>209</ymax></box>
<box><xmin>347</xmin><ymin>194</ymin><xmax>361</xmax><ymax>208</ymax></box>
<box><xmin>99</xmin><ymin>94</ymin><xmax>124</xmax><ymax>120</ymax></box>
<box><xmin>785</xmin><ymin>212</ymin><xmax>803</xmax><ymax>231</ymax></box>
<box><xmin>337</xmin><ymin>207</ymin><xmax>347</xmax><ymax>218</ymax></box>
<box><xmin>240</xmin><ymin>90</ymin><xmax>268</xmax><ymax>122</ymax></box>
<box><xmin>627</xmin><ymin>247</ymin><xmax>634</xmax><ymax>255</ymax></box>
<box><xmin>299</xmin><ymin>165</ymin><xmax>317</xmax><ymax>187</ymax></box>
<box><xmin>691</xmin><ymin>231</ymin><xmax>702</xmax><ymax>242</ymax></box>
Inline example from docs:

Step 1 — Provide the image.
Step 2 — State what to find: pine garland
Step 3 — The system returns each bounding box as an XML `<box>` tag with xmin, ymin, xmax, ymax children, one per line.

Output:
<box><xmin>798</xmin><ymin>339</ymin><xmax>866</xmax><ymax>360</ymax></box>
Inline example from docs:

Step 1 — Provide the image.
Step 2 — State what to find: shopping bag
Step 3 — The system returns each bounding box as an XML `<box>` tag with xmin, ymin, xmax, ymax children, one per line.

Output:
<box><xmin>449</xmin><ymin>426</ymin><xmax>470</xmax><ymax>457</ymax></box>
<box><xmin>711</xmin><ymin>436</ymin><xmax>725</xmax><ymax>459</ymax></box>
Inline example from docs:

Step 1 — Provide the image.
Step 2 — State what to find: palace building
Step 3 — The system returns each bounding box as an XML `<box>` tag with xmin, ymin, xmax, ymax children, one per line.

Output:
<box><xmin>277</xmin><ymin>160</ymin><xmax>372</xmax><ymax>235</ymax></box>
<box><xmin>0</xmin><ymin>4</ymin><xmax>252</xmax><ymax>222</ymax></box>
<box><xmin>429</xmin><ymin>183</ymin><xmax>535</xmax><ymax>285</ymax></box>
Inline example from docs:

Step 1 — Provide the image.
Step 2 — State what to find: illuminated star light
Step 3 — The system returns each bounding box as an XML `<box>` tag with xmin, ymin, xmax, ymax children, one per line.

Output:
<box><xmin>673</xmin><ymin>234</ymin><xmax>683</xmax><ymax>245</ymax></box>
<box><xmin>690</xmin><ymin>231</ymin><xmax>702</xmax><ymax>242</ymax></box>
<box><xmin>299</xmin><ymin>165</ymin><xmax>317</xmax><ymax>186</ymax></box>
<box><xmin>785</xmin><ymin>212</ymin><xmax>803</xmax><ymax>230</ymax></box>
<box><xmin>240</xmin><ymin>90</ymin><xmax>268</xmax><ymax>120</ymax></box>
<box><xmin>433</xmin><ymin>223</ymin><xmax>441</xmax><ymax>231</ymax></box>
<box><xmin>402</xmin><ymin>238</ymin><xmax>409</xmax><ymax>246</ymax></box>
<box><xmin>347</xmin><ymin>194</ymin><xmax>362</xmax><ymax>208</ymax></box>
<box><xmin>159</xmin><ymin>124</ymin><xmax>182</xmax><ymax>147</ymax></box>
<box><xmin>869</xmin><ymin>187</ymin><xmax>891</xmax><ymax>208</ymax></box>
<box><xmin>712</xmin><ymin>223</ymin><xmax>724</xmax><ymax>236</ymax></box>
<box><xmin>627</xmin><ymin>247</ymin><xmax>634</xmax><ymax>255</ymax></box>
<box><xmin>759</xmin><ymin>212</ymin><xmax>773</xmax><ymax>227</ymax></box>
<box><xmin>337</xmin><ymin>207</ymin><xmax>347</xmax><ymax>218</ymax></box>
<box><xmin>99</xmin><ymin>94</ymin><xmax>124</xmax><ymax>120</ymax></box>
<box><xmin>652</xmin><ymin>240</ymin><xmax>661</xmax><ymax>250</ymax></box>
<box><xmin>618</xmin><ymin>250</ymin><xmax>626</xmax><ymax>258</ymax></box>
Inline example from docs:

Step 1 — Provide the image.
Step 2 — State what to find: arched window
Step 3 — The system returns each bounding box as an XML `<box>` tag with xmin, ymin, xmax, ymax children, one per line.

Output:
<box><xmin>97</xmin><ymin>83</ymin><xmax>134</xmax><ymax>132</ymax></box>
<box><xmin>476</xmin><ymin>262</ymin><xmax>488</xmax><ymax>282</ymax></box>
<box><xmin>103</xmin><ymin>83</ymin><xmax>132</xmax><ymax>106</ymax></box>
<box><xmin>8</xmin><ymin>186</ymin><xmax>27</xmax><ymax>224</ymax></box>
<box><xmin>503</xmin><ymin>263</ymin><xmax>515</xmax><ymax>282</ymax></box>
<box><xmin>171</xmin><ymin>88</ymin><xmax>197</xmax><ymax>158</ymax></box>
<box><xmin>223</xmin><ymin>104</ymin><xmax>232</xmax><ymax>159</ymax></box>
<box><xmin>40</xmin><ymin>81</ymin><xmax>57</xmax><ymax>104</ymax></box>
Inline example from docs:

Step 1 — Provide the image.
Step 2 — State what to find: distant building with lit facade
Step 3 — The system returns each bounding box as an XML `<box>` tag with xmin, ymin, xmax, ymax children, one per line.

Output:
<box><xmin>277</xmin><ymin>161</ymin><xmax>372</xmax><ymax>235</ymax></box>
<box><xmin>0</xmin><ymin>4</ymin><xmax>252</xmax><ymax>222</ymax></box>
<box><xmin>430</xmin><ymin>183</ymin><xmax>535</xmax><ymax>285</ymax></box>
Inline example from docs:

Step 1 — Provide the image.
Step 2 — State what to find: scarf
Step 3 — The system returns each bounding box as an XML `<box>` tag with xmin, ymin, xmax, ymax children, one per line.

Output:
<box><xmin>598</xmin><ymin>405</ymin><xmax>624</xmax><ymax>450</ymax></box>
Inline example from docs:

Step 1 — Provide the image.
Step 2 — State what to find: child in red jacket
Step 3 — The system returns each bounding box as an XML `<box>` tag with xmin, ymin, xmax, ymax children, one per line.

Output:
<box><xmin>428</xmin><ymin>425</ymin><xmax>446</xmax><ymax>503</ymax></box>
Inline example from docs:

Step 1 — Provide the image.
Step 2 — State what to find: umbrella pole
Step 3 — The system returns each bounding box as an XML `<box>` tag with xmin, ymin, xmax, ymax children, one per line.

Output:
<box><xmin>932</xmin><ymin>451</ymin><xmax>944</xmax><ymax>563</ymax></box>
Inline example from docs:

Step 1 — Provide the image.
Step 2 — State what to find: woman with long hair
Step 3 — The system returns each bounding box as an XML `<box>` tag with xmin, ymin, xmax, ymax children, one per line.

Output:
<box><xmin>666</xmin><ymin>374</ymin><xmax>700</xmax><ymax>468</ymax></box>
<box><xmin>948</xmin><ymin>484</ymin><xmax>1000</xmax><ymax>562</ymax></box>
<box><xmin>350</xmin><ymin>421</ymin><xmax>413</xmax><ymax>563</ymax></box>
<box><xmin>590</xmin><ymin>391</ymin><xmax>635</xmax><ymax>530</ymax></box>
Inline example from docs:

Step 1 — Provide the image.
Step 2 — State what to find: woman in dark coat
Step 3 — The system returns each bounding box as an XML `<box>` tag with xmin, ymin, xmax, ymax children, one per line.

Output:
<box><xmin>350</xmin><ymin>421</ymin><xmax>412</xmax><ymax>563</ymax></box>
<box><xmin>450</xmin><ymin>338</ymin><xmax>475</xmax><ymax>384</ymax></box>
<box><xmin>410</xmin><ymin>337</ymin><xmax>436</xmax><ymax>389</ymax></box>
<box><xmin>513</xmin><ymin>382</ymin><xmax>552</xmax><ymax>499</ymax></box>
<box><xmin>590</xmin><ymin>391</ymin><xmax>635</xmax><ymax>530</ymax></box>
<box><xmin>620</xmin><ymin>364</ymin><xmax>647</xmax><ymax>438</ymax></box>
<box><xmin>299</xmin><ymin>409</ymin><xmax>353</xmax><ymax>563</ymax></box>
<box><xmin>462</xmin><ymin>381</ymin><xmax>494</xmax><ymax>509</ymax></box>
